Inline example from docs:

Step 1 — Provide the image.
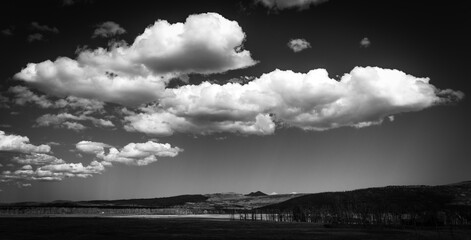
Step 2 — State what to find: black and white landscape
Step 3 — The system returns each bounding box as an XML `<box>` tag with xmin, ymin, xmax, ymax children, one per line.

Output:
<box><xmin>0</xmin><ymin>0</ymin><xmax>470</xmax><ymax>239</ymax></box>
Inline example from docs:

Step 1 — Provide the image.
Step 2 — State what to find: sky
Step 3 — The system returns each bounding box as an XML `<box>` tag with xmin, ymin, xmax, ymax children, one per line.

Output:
<box><xmin>0</xmin><ymin>0</ymin><xmax>469</xmax><ymax>202</ymax></box>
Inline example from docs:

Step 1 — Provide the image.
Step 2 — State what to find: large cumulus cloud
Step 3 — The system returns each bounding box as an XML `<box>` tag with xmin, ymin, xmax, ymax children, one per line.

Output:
<box><xmin>14</xmin><ymin>13</ymin><xmax>257</xmax><ymax>106</ymax></box>
<box><xmin>129</xmin><ymin>13</ymin><xmax>256</xmax><ymax>74</ymax></box>
<box><xmin>11</xmin><ymin>13</ymin><xmax>464</xmax><ymax>137</ymax></box>
<box><xmin>124</xmin><ymin>67</ymin><xmax>464</xmax><ymax>136</ymax></box>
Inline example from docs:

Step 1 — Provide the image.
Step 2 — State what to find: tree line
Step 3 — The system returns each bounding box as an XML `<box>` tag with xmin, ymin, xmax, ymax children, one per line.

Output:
<box><xmin>232</xmin><ymin>186</ymin><xmax>471</xmax><ymax>226</ymax></box>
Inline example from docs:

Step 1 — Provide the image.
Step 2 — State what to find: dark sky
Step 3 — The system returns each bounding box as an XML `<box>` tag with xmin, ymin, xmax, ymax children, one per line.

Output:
<box><xmin>0</xmin><ymin>0</ymin><xmax>469</xmax><ymax>202</ymax></box>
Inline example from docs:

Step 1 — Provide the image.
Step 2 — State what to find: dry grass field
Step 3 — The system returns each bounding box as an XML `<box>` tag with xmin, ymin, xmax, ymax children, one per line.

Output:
<box><xmin>1</xmin><ymin>217</ymin><xmax>470</xmax><ymax>240</ymax></box>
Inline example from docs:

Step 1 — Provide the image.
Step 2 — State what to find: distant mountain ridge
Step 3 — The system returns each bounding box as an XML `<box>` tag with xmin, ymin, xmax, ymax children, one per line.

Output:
<box><xmin>0</xmin><ymin>192</ymin><xmax>301</xmax><ymax>210</ymax></box>
<box><xmin>1</xmin><ymin>181</ymin><xmax>470</xmax><ymax>213</ymax></box>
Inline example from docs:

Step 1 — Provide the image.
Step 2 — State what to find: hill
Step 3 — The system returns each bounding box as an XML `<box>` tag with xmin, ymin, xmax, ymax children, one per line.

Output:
<box><xmin>0</xmin><ymin>195</ymin><xmax>209</xmax><ymax>208</ymax></box>
<box><xmin>258</xmin><ymin>181</ymin><xmax>471</xmax><ymax>225</ymax></box>
<box><xmin>80</xmin><ymin>194</ymin><xmax>209</xmax><ymax>208</ymax></box>
<box><xmin>0</xmin><ymin>192</ymin><xmax>303</xmax><ymax>211</ymax></box>
<box><xmin>245</xmin><ymin>191</ymin><xmax>268</xmax><ymax>197</ymax></box>
<box><xmin>262</xmin><ymin>181</ymin><xmax>471</xmax><ymax>211</ymax></box>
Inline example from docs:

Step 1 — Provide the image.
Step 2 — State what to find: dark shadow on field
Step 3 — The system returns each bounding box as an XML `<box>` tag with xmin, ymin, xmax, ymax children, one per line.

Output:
<box><xmin>0</xmin><ymin>217</ymin><xmax>470</xmax><ymax>240</ymax></box>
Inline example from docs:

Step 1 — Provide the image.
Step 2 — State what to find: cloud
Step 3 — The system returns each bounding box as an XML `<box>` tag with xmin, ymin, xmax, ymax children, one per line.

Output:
<box><xmin>35</xmin><ymin>113</ymin><xmax>114</xmax><ymax>131</ymax></box>
<box><xmin>16</xmin><ymin>56</ymin><xmax>167</xmax><ymax>106</ymax></box>
<box><xmin>128</xmin><ymin>13</ymin><xmax>256</xmax><ymax>75</ymax></box>
<box><xmin>9</xmin><ymin>86</ymin><xmax>54</xmax><ymax>108</ymax></box>
<box><xmin>21</xmin><ymin>165</ymin><xmax>33</xmax><ymax>170</ymax></box>
<box><xmin>20</xmin><ymin>183</ymin><xmax>32</xmax><ymax>188</ymax></box>
<box><xmin>55</xmin><ymin>96</ymin><xmax>106</xmax><ymax>113</ymax></box>
<box><xmin>15</xmin><ymin>13</ymin><xmax>257</xmax><ymax>106</ymax></box>
<box><xmin>124</xmin><ymin>109</ymin><xmax>275</xmax><ymax>136</ymax></box>
<box><xmin>0</xmin><ymin>135</ymin><xmax>116</xmax><ymax>183</ymax></box>
<box><xmin>102</xmin><ymin>141</ymin><xmax>182</xmax><ymax>166</ymax></box>
<box><xmin>40</xmin><ymin>161</ymin><xmax>105</xmax><ymax>176</ymax></box>
<box><xmin>287</xmin><ymin>39</ymin><xmax>311</xmax><ymax>52</ymax></box>
<box><xmin>256</xmin><ymin>0</ymin><xmax>329</xmax><ymax>10</ymax></box>
<box><xmin>11</xmin><ymin>12</ymin><xmax>463</xmax><ymax>140</ymax></box>
<box><xmin>9</xmin><ymin>85</ymin><xmax>106</xmax><ymax>113</ymax></box>
<box><xmin>0</xmin><ymin>136</ymin><xmax>110</xmax><ymax>182</ymax></box>
<box><xmin>31</xmin><ymin>22</ymin><xmax>59</xmax><ymax>34</ymax></box>
<box><xmin>12</xmin><ymin>153</ymin><xmax>65</xmax><ymax>165</ymax></box>
<box><xmin>76</xmin><ymin>141</ymin><xmax>110</xmax><ymax>154</ymax></box>
<box><xmin>76</xmin><ymin>140</ymin><xmax>182</xmax><ymax>166</ymax></box>
<box><xmin>27</xmin><ymin>33</ymin><xmax>44</xmax><ymax>42</ymax></box>
<box><xmin>62</xmin><ymin>0</ymin><xmax>75</xmax><ymax>5</ymax></box>
<box><xmin>92</xmin><ymin>21</ymin><xmax>126</xmax><ymax>38</ymax></box>
<box><xmin>1</xmin><ymin>28</ymin><xmax>13</xmax><ymax>36</ymax></box>
<box><xmin>226</xmin><ymin>76</ymin><xmax>255</xmax><ymax>84</ymax></box>
<box><xmin>435</xmin><ymin>89</ymin><xmax>465</xmax><ymax>104</ymax></box>
<box><xmin>0</xmin><ymin>130</ymin><xmax>51</xmax><ymax>153</ymax></box>
<box><xmin>62</xmin><ymin>0</ymin><xmax>93</xmax><ymax>6</ymax></box>
<box><xmin>360</xmin><ymin>37</ymin><xmax>371</xmax><ymax>48</ymax></box>
<box><xmin>1</xmin><ymin>160</ymin><xmax>107</xmax><ymax>182</ymax></box>
<box><xmin>61</xmin><ymin>121</ymin><xmax>87</xmax><ymax>131</ymax></box>
<box><xmin>0</xmin><ymin>94</ymin><xmax>9</xmax><ymax>108</ymax></box>
<box><xmin>7</xmin><ymin>85</ymin><xmax>111</xmax><ymax>131</ymax></box>
<box><xmin>26</xmin><ymin>22</ymin><xmax>59</xmax><ymax>42</ymax></box>
<box><xmin>123</xmin><ymin>66</ymin><xmax>464</xmax><ymax>136</ymax></box>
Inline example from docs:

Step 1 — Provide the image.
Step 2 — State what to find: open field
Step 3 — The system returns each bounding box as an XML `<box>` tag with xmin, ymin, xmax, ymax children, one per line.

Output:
<box><xmin>0</xmin><ymin>214</ymin><xmax>233</xmax><ymax>219</ymax></box>
<box><xmin>1</xmin><ymin>217</ymin><xmax>470</xmax><ymax>240</ymax></box>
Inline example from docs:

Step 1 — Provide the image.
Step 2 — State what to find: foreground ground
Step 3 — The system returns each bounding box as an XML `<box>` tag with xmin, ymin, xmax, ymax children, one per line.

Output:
<box><xmin>0</xmin><ymin>217</ymin><xmax>470</xmax><ymax>240</ymax></box>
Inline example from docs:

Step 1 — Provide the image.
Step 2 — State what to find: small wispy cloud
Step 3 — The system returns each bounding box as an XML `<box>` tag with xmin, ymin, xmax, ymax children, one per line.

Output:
<box><xmin>287</xmin><ymin>38</ymin><xmax>311</xmax><ymax>52</ymax></box>
<box><xmin>19</xmin><ymin>183</ymin><xmax>32</xmax><ymax>188</ymax></box>
<box><xmin>62</xmin><ymin>0</ymin><xmax>75</xmax><ymax>6</ymax></box>
<box><xmin>31</xmin><ymin>22</ymin><xmax>59</xmax><ymax>34</ymax></box>
<box><xmin>62</xmin><ymin>0</ymin><xmax>93</xmax><ymax>7</ymax></box>
<box><xmin>360</xmin><ymin>37</ymin><xmax>371</xmax><ymax>48</ymax></box>
<box><xmin>1</xmin><ymin>27</ymin><xmax>14</xmax><ymax>36</ymax></box>
<box><xmin>46</xmin><ymin>142</ymin><xmax>61</xmax><ymax>146</ymax></box>
<box><xmin>12</xmin><ymin>153</ymin><xmax>65</xmax><ymax>166</ymax></box>
<box><xmin>0</xmin><ymin>94</ymin><xmax>9</xmax><ymax>108</ymax></box>
<box><xmin>92</xmin><ymin>21</ymin><xmax>126</xmax><ymax>38</ymax></box>
<box><xmin>27</xmin><ymin>33</ymin><xmax>44</xmax><ymax>42</ymax></box>
<box><xmin>256</xmin><ymin>0</ymin><xmax>329</xmax><ymax>10</ymax></box>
